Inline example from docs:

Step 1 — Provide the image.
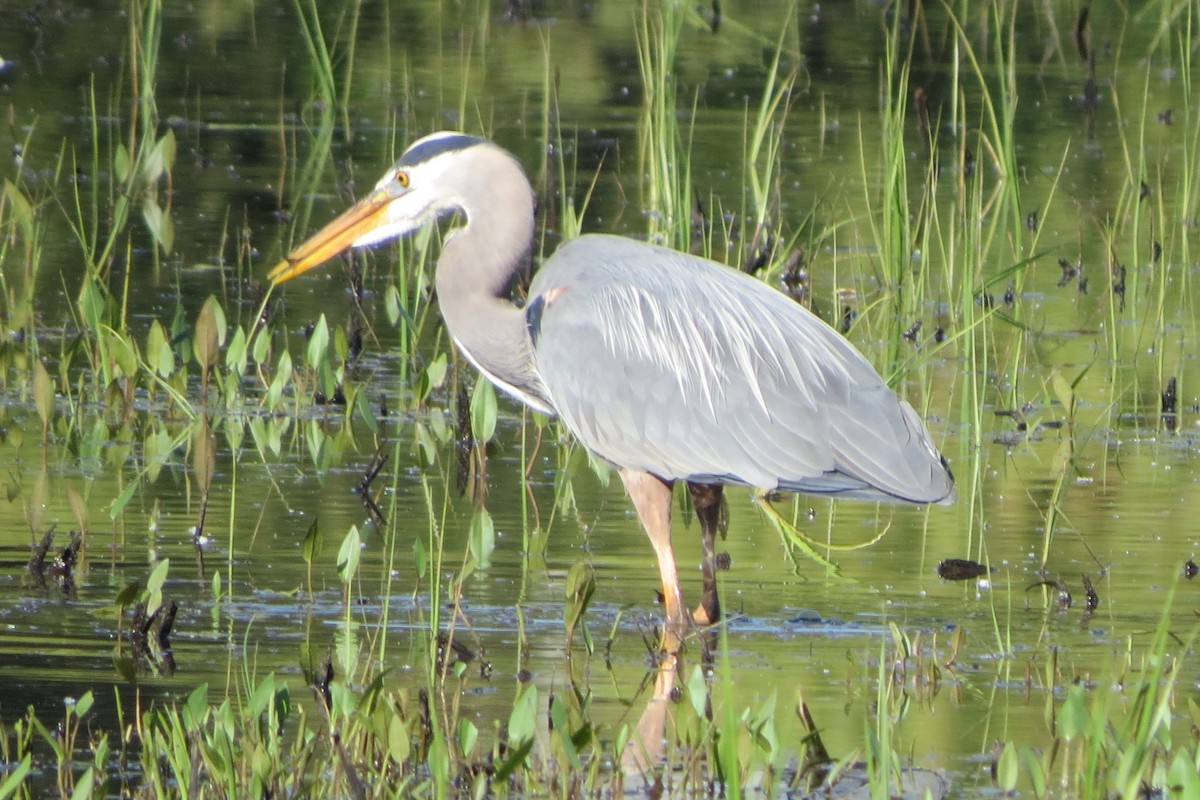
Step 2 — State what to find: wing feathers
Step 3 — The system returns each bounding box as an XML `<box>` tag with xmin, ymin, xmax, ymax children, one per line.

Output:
<box><xmin>530</xmin><ymin>234</ymin><xmax>953</xmax><ymax>504</ymax></box>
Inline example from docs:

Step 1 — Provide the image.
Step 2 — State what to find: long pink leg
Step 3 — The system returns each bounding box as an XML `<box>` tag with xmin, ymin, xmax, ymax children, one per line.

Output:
<box><xmin>620</xmin><ymin>469</ymin><xmax>688</xmax><ymax>652</ymax></box>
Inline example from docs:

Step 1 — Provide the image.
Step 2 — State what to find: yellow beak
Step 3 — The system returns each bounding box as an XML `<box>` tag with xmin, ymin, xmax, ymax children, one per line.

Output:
<box><xmin>267</xmin><ymin>190</ymin><xmax>393</xmax><ymax>284</ymax></box>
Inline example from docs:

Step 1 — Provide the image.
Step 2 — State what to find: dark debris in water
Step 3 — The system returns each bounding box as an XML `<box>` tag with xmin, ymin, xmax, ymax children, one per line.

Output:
<box><xmin>28</xmin><ymin>526</ymin><xmax>84</xmax><ymax>598</ymax></box>
<box><xmin>1027</xmin><ymin>579</ymin><xmax>1072</xmax><ymax>610</ymax></box>
<box><xmin>129</xmin><ymin>599</ymin><xmax>178</xmax><ymax>677</ymax></box>
<box><xmin>936</xmin><ymin>559</ymin><xmax>988</xmax><ymax>581</ymax></box>
<box><xmin>1082</xmin><ymin>575</ymin><xmax>1100</xmax><ymax>613</ymax></box>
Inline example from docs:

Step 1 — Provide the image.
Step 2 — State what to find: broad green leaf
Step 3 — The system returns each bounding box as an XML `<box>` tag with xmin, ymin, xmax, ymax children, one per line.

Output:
<box><xmin>337</xmin><ymin>525</ymin><xmax>361</xmax><ymax>583</ymax></box>
<box><xmin>302</xmin><ymin>518</ymin><xmax>322</xmax><ymax>565</ymax></box>
<box><xmin>507</xmin><ymin>684</ymin><xmax>538</xmax><ymax>745</ymax></box>
<box><xmin>468</xmin><ymin>508</ymin><xmax>495</xmax><ymax>569</ymax></box>
<box><xmin>306</xmin><ymin>314</ymin><xmax>330</xmax><ymax>369</ymax></box>
<box><xmin>193</xmin><ymin>297</ymin><xmax>223</xmax><ymax>369</ymax></box>
<box><xmin>470</xmin><ymin>379</ymin><xmax>497</xmax><ymax>442</ymax></box>
<box><xmin>147</xmin><ymin>319</ymin><xmax>174</xmax><ymax>377</ymax></box>
<box><xmin>142</xmin><ymin>196</ymin><xmax>174</xmax><ymax>253</ymax></box>
<box><xmin>145</xmin><ymin>558</ymin><xmax>170</xmax><ymax>618</ymax></box>
<box><xmin>142</xmin><ymin>129</ymin><xmax>177</xmax><ymax>183</ymax></box>
<box><xmin>225</xmin><ymin>325</ymin><xmax>248</xmax><ymax>375</ymax></box>
<box><xmin>32</xmin><ymin>359</ymin><xmax>53</xmax><ymax>430</ymax></box>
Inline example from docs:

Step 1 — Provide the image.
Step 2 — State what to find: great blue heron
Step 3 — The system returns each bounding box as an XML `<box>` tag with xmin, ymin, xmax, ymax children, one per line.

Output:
<box><xmin>269</xmin><ymin>131</ymin><xmax>956</xmax><ymax>652</ymax></box>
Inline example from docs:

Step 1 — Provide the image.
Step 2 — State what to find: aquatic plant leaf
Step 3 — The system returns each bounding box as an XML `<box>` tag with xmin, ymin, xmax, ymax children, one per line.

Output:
<box><xmin>145</xmin><ymin>558</ymin><xmax>170</xmax><ymax>618</ymax></box>
<box><xmin>267</xmin><ymin>350</ymin><xmax>293</xmax><ymax>409</ymax></box>
<box><xmin>415</xmin><ymin>353</ymin><xmax>447</xmax><ymax>402</ymax></box>
<box><xmin>686</xmin><ymin>664</ymin><xmax>707</xmax><ymax>719</ymax></box>
<box><xmin>108</xmin><ymin>480</ymin><xmax>139</xmax><ymax>520</ymax></box>
<box><xmin>142</xmin><ymin>129</ymin><xmax>176</xmax><ymax>184</ymax></box>
<box><xmin>458</xmin><ymin>719</ymin><xmax>478</xmax><ymax>757</ymax></box>
<box><xmin>1020</xmin><ymin>746</ymin><xmax>1047</xmax><ymax>797</ymax></box>
<box><xmin>32</xmin><ymin>358</ymin><xmax>53</xmax><ymax>430</ymax></box>
<box><xmin>193</xmin><ymin>297</ymin><xmax>222</xmax><ymax>370</ymax></box>
<box><xmin>470</xmin><ymin>379</ymin><xmax>497</xmax><ymax>442</ymax></box>
<box><xmin>142</xmin><ymin>196</ymin><xmax>174</xmax><ymax>254</ymax></box>
<box><xmin>306</xmin><ymin>314</ymin><xmax>329</xmax><ymax>369</ymax></box>
<box><xmin>1058</xmin><ymin>684</ymin><xmax>1091</xmax><ymax>740</ymax></box>
<box><xmin>251</xmin><ymin>326</ymin><xmax>270</xmax><ymax>365</ymax></box>
<box><xmin>302</xmin><ymin>518</ymin><xmax>321</xmax><ymax>566</ymax></box>
<box><xmin>0</xmin><ymin>753</ymin><xmax>30</xmax><ymax>797</ymax></box>
<box><xmin>147</xmin><ymin>320</ymin><xmax>174</xmax><ymax>378</ymax></box>
<box><xmin>70</xmin><ymin>767</ymin><xmax>95</xmax><ymax>800</ymax></box>
<box><xmin>996</xmin><ymin>742</ymin><xmax>1018</xmax><ymax>793</ymax></box>
<box><xmin>564</xmin><ymin>560</ymin><xmax>595</xmax><ymax>637</ymax></box>
<box><xmin>387</xmin><ymin>713</ymin><xmax>409</xmax><ymax>763</ymax></box>
<box><xmin>305</xmin><ymin>420</ymin><xmax>326</xmax><ymax>469</ymax></box>
<box><xmin>384</xmin><ymin>284</ymin><xmax>402</xmax><ymax>325</ymax></box>
<box><xmin>77</xmin><ymin>278</ymin><xmax>112</xmax><ymax>331</ymax></box>
<box><xmin>354</xmin><ymin>388</ymin><xmax>379</xmax><ymax>435</ymax></box>
<box><xmin>337</xmin><ymin>525</ymin><xmax>361</xmax><ymax>583</ymax></box>
<box><xmin>114</xmin><ymin>144</ymin><xmax>131</xmax><ymax>183</ymax></box>
<box><xmin>67</xmin><ymin>487</ymin><xmax>88</xmax><ymax>534</ymax></box>
<box><xmin>184</xmin><ymin>684</ymin><xmax>209</xmax><ymax>730</ymax></box>
<box><xmin>412</xmin><ymin>537</ymin><xmax>426</xmax><ymax>579</ymax></box>
<box><xmin>1168</xmin><ymin>751</ymin><xmax>1200</xmax><ymax>797</ymax></box>
<box><xmin>1050</xmin><ymin>369</ymin><xmax>1075</xmax><ymax>418</ymax></box>
<box><xmin>225</xmin><ymin>325</ymin><xmax>247</xmax><ymax>375</ymax></box>
<box><xmin>104</xmin><ymin>330</ymin><xmax>139</xmax><ymax>380</ymax></box>
<box><xmin>468</xmin><ymin>508</ymin><xmax>495</xmax><ymax>569</ymax></box>
<box><xmin>73</xmin><ymin>691</ymin><xmax>94</xmax><ymax>719</ymax></box>
<box><xmin>193</xmin><ymin>417</ymin><xmax>215</xmax><ymax>495</ymax></box>
<box><xmin>507</xmin><ymin>684</ymin><xmax>539</xmax><ymax>746</ymax></box>
<box><xmin>113</xmin><ymin>580</ymin><xmax>141</xmax><ymax>608</ymax></box>
<box><xmin>549</xmin><ymin>695</ymin><xmax>581</xmax><ymax>769</ymax></box>
<box><xmin>2</xmin><ymin>179</ymin><xmax>34</xmax><ymax>244</ymax></box>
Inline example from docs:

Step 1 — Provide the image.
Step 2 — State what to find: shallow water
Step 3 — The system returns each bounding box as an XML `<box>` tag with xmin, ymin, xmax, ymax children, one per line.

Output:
<box><xmin>2</xmin><ymin>0</ymin><xmax>1199</xmax><ymax>794</ymax></box>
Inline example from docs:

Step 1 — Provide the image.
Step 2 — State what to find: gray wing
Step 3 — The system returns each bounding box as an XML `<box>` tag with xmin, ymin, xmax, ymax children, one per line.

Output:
<box><xmin>528</xmin><ymin>234</ymin><xmax>954</xmax><ymax>504</ymax></box>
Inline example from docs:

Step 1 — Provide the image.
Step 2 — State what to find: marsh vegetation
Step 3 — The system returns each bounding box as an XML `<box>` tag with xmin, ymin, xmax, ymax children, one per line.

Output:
<box><xmin>1</xmin><ymin>0</ymin><xmax>1198</xmax><ymax>797</ymax></box>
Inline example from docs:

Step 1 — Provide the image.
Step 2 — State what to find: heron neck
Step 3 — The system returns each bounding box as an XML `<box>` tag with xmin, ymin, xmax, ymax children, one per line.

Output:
<box><xmin>434</xmin><ymin>182</ymin><xmax>549</xmax><ymax>411</ymax></box>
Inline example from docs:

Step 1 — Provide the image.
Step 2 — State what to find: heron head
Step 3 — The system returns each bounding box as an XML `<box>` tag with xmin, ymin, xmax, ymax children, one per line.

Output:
<box><xmin>268</xmin><ymin>131</ymin><xmax>490</xmax><ymax>285</ymax></box>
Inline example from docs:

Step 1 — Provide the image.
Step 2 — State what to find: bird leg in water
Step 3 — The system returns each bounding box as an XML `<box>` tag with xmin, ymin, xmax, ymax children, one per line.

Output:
<box><xmin>620</xmin><ymin>469</ymin><xmax>688</xmax><ymax>652</ymax></box>
<box><xmin>687</xmin><ymin>482</ymin><xmax>723</xmax><ymax>626</ymax></box>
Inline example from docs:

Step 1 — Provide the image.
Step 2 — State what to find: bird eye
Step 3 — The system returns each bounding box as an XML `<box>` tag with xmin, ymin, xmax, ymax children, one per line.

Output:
<box><xmin>396</xmin><ymin>171</ymin><xmax>410</xmax><ymax>188</ymax></box>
